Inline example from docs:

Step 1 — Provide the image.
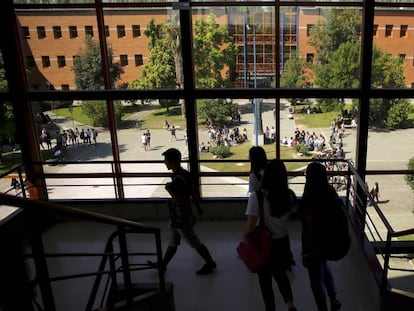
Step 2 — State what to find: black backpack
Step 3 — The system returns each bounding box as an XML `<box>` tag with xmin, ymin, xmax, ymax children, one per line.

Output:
<box><xmin>319</xmin><ymin>193</ymin><xmax>351</xmax><ymax>261</ymax></box>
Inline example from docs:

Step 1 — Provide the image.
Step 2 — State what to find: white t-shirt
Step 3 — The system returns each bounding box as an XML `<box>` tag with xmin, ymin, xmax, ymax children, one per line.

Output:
<box><xmin>248</xmin><ymin>170</ymin><xmax>263</xmax><ymax>194</ymax></box>
<box><xmin>245</xmin><ymin>191</ymin><xmax>289</xmax><ymax>239</ymax></box>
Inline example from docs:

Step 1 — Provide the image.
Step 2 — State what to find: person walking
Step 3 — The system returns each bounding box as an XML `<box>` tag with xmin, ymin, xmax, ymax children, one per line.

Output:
<box><xmin>370</xmin><ymin>182</ymin><xmax>379</xmax><ymax>203</ymax></box>
<box><xmin>245</xmin><ymin>159</ymin><xmax>297</xmax><ymax>311</ymax></box>
<box><xmin>145</xmin><ymin>129</ymin><xmax>151</xmax><ymax>150</ymax></box>
<box><xmin>149</xmin><ymin>148</ymin><xmax>217</xmax><ymax>275</ymax></box>
<box><xmin>170</xmin><ymin>125</ymin><xmax>177</xmax><ymax>141</ymax></box>
<box><xmin>301</xmin><ymin>162</ymin><xmax>342</xmax><ymax>311</ymax></box>
<box><xmin>248</xmin><ymin>146</ymin><xmax>268</xmax><ymax>194</ymax></box>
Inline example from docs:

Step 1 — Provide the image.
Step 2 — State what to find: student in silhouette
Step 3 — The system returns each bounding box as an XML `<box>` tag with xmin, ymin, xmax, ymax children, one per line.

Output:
<box><xmin>247</xmin><ymin>146</ymin><xmax>268</xmax><ymax>194</ymax></box>
<box><xmin>370</xmin><ymin>182</ymin><xmax>379</xmax><ymax>203</ymax></box>
<box><xmin>301</xmin><ymin>162</ymin><xmax>341</xmax><ymax>311</ymax></box>
<box><xmin>245</xmin><ymin>159</ymin><xmax>297</xmax><ymax>311</ymax></box>
<box><xmin>149</xmin><ymin>148</ymin><xmax>216</xmax><ymax>275</ymax></box>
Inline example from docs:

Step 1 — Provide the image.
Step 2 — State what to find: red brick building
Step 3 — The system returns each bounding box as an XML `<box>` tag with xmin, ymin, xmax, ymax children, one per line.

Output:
<box><xmin>17</xmin><ymin>8</ymin><xmax>414</xmax><ymax>90</ymax></box>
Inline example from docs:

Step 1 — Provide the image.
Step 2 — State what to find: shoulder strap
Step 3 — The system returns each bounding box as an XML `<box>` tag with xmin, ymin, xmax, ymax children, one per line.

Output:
<box><xmin>256</xmin><ymin>190</ymin><xmax>265</xmax><ymax>227</ymax></box>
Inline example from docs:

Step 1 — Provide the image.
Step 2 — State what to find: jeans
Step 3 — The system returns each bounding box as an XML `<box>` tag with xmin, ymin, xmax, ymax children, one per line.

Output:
<box><xmin>307</xmin><ymin>259</ymin><xmax>337</xmax><ymax>311</ymax></box>
<box><xmin>257</xmin><ymin>236</ymin><xmax>294</xmax><ymax>311</ymax></box>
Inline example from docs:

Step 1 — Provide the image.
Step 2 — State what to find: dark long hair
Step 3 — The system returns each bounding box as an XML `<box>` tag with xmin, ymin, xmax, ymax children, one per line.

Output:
<box><xmin>260</xmin><ymin>159</ymin><xmax>291</xmax><ymax>217</ymax></box>
<box><xmin>249</xmin><ymin>146</ymin><xmax>268</xmax><ymax>180</ymax></box>
<box><xmin>303</xmin><ymin>162</ymin><xmax>334</xmax><ymax>207</ymax></box>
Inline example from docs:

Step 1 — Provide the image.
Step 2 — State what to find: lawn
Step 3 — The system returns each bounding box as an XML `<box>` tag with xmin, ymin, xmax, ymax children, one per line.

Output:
<box><xmin>55</xmin><ymin>106</ymin><xmax>94</xmax><ymax>126</ymax></box>
<box><xmin>199</xmin><ymin>142</ymin><xmax>312</xmax><ymax>174</ymax></box>
<box><xmin>293</xmin><ymin>111</ymin><xmax>340</xmax><ymax>128</ymax></box>
<box><xmin>0</xmin><ymin>152</ymin><xmax>23</xmax><ymax>175</ymax></box>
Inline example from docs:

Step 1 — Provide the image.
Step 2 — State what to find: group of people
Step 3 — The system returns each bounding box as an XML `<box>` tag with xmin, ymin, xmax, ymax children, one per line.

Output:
<box><xmin>155</xmin><ymin>146</ymin><xmax>344</xmax><ymax>311</ymax></box>
<box><xmin>281</xmin><ymin>128</ymin><xmax>328</xmax><ymax>154</ymax></box>
<box><xmin>204</xmin><ymin>125</ymin><xmax>249</xmax><ymax>149</ymax></box>
<box><xmin>246</xmin><ymin>146</ymin><xmax>343</xmax><ymax>311</ymax></box>
<box><xmin>141</xmin><ymin>129</ymin><xmax>151</xmax><ymax>151</ymax></box>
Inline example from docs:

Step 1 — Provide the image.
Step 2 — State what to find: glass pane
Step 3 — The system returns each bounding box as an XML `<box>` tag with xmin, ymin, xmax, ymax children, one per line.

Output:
<box><xmin>0</xmin><ymin>51</ymin><xmax>8</xmax><ymax>92</ymax></box>
<box><xmin>295</xmin><ymin>7</ymin><xmax>362</xmax><ymax>89</ymax></box>
<box><xmin>372</xmin><ymin>6</ymin><xmax>413</xmax><ymax>89</ymax></box>
<box><xmin>45</xmin><ymin>176</ymin><xmax>116</xmax><ymax>200</ymax></box>
<box><xmin>367</xmin><ymin>98</ymin><xmax>414</xmax><ymax>170</ymax></box>
<box><xmin>117</xmin><ymin>98</ymin><xmax>188</xmax><ymax>161</ymax></box>
<box><xmin>192</xmin><ymin>7</ymin><xmax>277</xmax><ymax>89</ymax></box>
<box><xmin>16</xmin><ymin>9</ymin><xmax>103</xmax><ymax>91</ymax></box>
<box><xmin>0</xmin><ymin>101</ymin><xmax>22</xmax><ymax>175</ymax></box>
<box><xmin>289</xmin><ymin>97</ymin><xmax>358</xmax><ymax>161</ymax></box>
<box><xmin>103</xmin><ymin>8</ymin><xmax>180</xmax><ymax>90</ymax></box>
<box><xmin>122</xmin><ymin>163</ymin><xmax>170</xmax><ymax>199</ymax></box>
<box><xmin>34</xmin><ymin>100</ymin><xmax>114</xmax><ymax>162</ymax></box>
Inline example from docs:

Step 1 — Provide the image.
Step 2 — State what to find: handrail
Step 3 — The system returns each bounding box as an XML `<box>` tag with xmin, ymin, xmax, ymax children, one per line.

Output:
<box><xmin>345</xmin><ymin>163</ymin><xmax>414</xmax><ymax>309</ymax></box>
<box><xmin>0</xmin><ymin>193</ymin><xmax>165</xmax><ymax>311</ymax></box>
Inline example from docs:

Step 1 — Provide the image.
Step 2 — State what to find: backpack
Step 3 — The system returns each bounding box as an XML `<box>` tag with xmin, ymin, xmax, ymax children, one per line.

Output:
<box><xmin>319</xmin><ymin>193</ymin><xmax>351</xmax><ymax>261</ymax></box>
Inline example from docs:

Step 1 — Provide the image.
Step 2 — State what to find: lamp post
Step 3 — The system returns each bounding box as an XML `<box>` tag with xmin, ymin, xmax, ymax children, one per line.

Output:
<box><xmin>246</xmin><ymin>23</ymin><xmax>263</xmax><ymax>145</ymax></box>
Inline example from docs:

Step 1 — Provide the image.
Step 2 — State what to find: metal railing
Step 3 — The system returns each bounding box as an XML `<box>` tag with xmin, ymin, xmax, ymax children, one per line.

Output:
<box><xmin>0</xmin><ymin>193</ymin><xmax>165</xmax><ymax>311</ymax></box>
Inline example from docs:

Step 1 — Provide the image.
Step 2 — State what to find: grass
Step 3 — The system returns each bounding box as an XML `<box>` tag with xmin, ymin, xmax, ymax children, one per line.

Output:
<box><xmin>55</xmin><ymin>106</ymin><xmax>94</xmax><ymax>126</ymax></box>
<box><xmin>139</xmin><ymin>106</ymin><xmax>188</xmax><ymax>130</ymax></box>
<box><xmin>294</xmin><ymin>111</ymin><xmax>340</xmax><ymax>128</ymax></box>
<box><xmin>199</xmin><ymin>142</ymin><xmax>312</xmax><ymax>173</ymax></box>
<box><xmin>0</xmin><ymin>152</ymin><xmax>23</xmax><ymax>175</ymax></box>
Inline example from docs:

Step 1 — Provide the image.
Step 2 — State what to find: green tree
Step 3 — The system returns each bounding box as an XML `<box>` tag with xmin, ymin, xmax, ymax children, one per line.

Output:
<box><xmin>280</xmin><ymin>54</ymin><xmax>312</xmax><ymax>106</ymax></box>
<box><xmin>310</xmin><ymin>8</ymin><xmax>407</xmax><ymax>121</ymax></box>
<box><xmin>0</xmin><ymin>53</ymin><xmax>15</xmax><ymax>144</ymax></box>
<box><xmin>406</xmin><ymin>157</ymin><xmax>414</xmax><ymax>192</ymax></box>
<box><xmin>72</xmin><ymin>36</ymin><xmax>123</xmax><ymax>90</ymax></box>
<box><xmin>198</xmin><ymin>99</ymin><xmax>237</xmax><ymax>125</ymax></box>
<box><xmin>129</xmin><ymin>18</ymin><xmax>178</xmax><ymax>114</ymax></box>
<box><xmin>130</xmin><ymin>14</ymin><xmax>236</xmax><ymax>113</ymax></box>
<box><xmin>81</xmin><ymin>100</ymin><xmax>123</xmax><ymax>127</ymax></box>
<box><xmin>193</xmin><ymin>14</ymin><xmax>236</xmax><ymax>88</ymax></box>
<box><xmin>309</xmin><ymin>8</ymin><xmax>361</xmax><ymax>65</ymax></box>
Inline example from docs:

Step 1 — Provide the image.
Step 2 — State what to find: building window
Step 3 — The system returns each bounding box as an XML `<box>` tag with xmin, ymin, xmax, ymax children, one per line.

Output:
<box><xmin>135</xmin><ymin>54</ymin><xmax>143</xmax><ymax>66</ymax></box>
<box><xmin>399</xmin><ymin>54</ymin><xmax>406</xmax><ymax>61</ymax></box>
<box><xmin>53</xmin><ymin>26</ymin><xmax>62</xmax><ymax>39</ymax></box>
<box><xmin>385</xmin><ymin>24</ymin><xmax>393</xmax><ymax>37</ymax></box>
<box><xmin>117</xmin><ymin>25</ymin><xmax>126</xmax><ymax>38</ymax></box>
<box><xmin>120</xmin><ymin>55</ymin><xmax>128</xmax><ymax>67</ymax></box>
<box><xmin>132</xmin><ymin>25</ymin><xmax>141</xmax><ymax>37</ymax></box>
<box><xmin>37</xmin><ymin>26</ymin><xmax>46</xmax><ymax>39</ymax></box>
<box><xmin>57</xmin><ymin>56</ymin><xmax>66</xmax><ymax>68</ymax></box>
<box><xmin>61</xmin><ymin>84</ymin><xmax>70</xmax><ymax>91</ymax></box>
<box><xmin>306</xmin><ymin>53</ymin><xmax>314</xmax><ymax>63</ymax></box>
<box><xmin>41</xmin><ymin>56</ymin><xmax>50</xmax><ymax>68</ymax></box>
<box><xmin>69</xmin><ymin>26</ymin><xmax>78</xmax><ymax>39</ymax></box>
<box><xmin>306</xmin><ymin>24</ymin><xmax>314</xmax><ymax>37</ymax></box>
<box><xmin>85</xmin><ymin>25</ymin><xmax>94</xmax><ymax>37</ymax></box>
<box><xmin>22</xmin><ymin>26</ymin><xmax>30</xmax><ymax>38</ymax></box>
<box><xmin>400</xmin><ymin>25</ymin><xmax>408</xmax><ymax>37</ymax></box>
<box><xmin>26</xmin><ymin>56</ymin><xmax>35</xmax><ymax>67</ymax></box>
<box><xmin>373</xmin><ymin>24</ymin><xmax>378</xmax><ymax>36</ymax></box>
<box><xmin>105</xmin><ymin>25</ymin><xmax>110</xmax><ymax>37</ymax></box>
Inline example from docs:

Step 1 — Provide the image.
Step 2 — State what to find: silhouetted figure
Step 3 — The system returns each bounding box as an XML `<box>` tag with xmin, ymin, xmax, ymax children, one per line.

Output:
<box><xmin>245</xmin><ymin>159</ymin><xmax>297</xmax><ymax>311</ymax></box>
<box><xmin>301</xmin><ymin>162</ymin><xmax>342</xmax><ymax>311</ymax></box>
<box><xmin>148</xmin><ymin>148</ymin><xmax>216</xmax><ymax>275</ymax></box>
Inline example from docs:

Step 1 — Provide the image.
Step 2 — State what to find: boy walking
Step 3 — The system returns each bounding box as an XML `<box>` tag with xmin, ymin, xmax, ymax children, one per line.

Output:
<box><xmin>150</xmin><ymin>148</ymin><xmax>217</xmax><ymax>275</ymax></box>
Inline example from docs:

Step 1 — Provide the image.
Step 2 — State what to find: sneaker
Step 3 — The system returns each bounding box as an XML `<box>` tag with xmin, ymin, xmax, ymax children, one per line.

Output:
<box><xmin>330</xmin><ymin>298</ymin><xmax>341</xmax><ymax>311</ymax></box>
<box><xmin>196</xmin><ymin>261</ymin><xmax>217</xmax><ymax>275</ymax></box>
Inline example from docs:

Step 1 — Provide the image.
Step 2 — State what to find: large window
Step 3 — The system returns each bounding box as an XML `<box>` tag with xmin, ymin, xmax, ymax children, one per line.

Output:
<box><xmin>1</xmin><ymin>1</ymin><xmax>413</xmax><ymax>200</ymax></box>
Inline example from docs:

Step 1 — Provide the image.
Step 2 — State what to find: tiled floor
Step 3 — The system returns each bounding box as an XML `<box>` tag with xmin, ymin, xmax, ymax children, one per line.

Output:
<box><xmin>34</xmin><ymin>219</ymin><xmax>382</xmax><ymax>311</ymax></box>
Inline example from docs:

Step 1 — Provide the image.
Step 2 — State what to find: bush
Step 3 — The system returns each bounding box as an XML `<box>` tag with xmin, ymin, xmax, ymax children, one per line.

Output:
<box><xmin>210</xmin><ymin>145</ymin><xmax>232</xmax><ymax>158</ymax></box>
<box><xmin>295</xmin><ymin>144</ymin><xmax>309</xmax><ymax>155</ymax></box>
<box><xmin>405</xmin><ymin>157</ymin><xmax>414</xmax><ymax>191</ymax></box>
<box><xmin>387</xmin><ymin>100</ymin><xmax>411</xmax><ymax>128</ymax></box>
